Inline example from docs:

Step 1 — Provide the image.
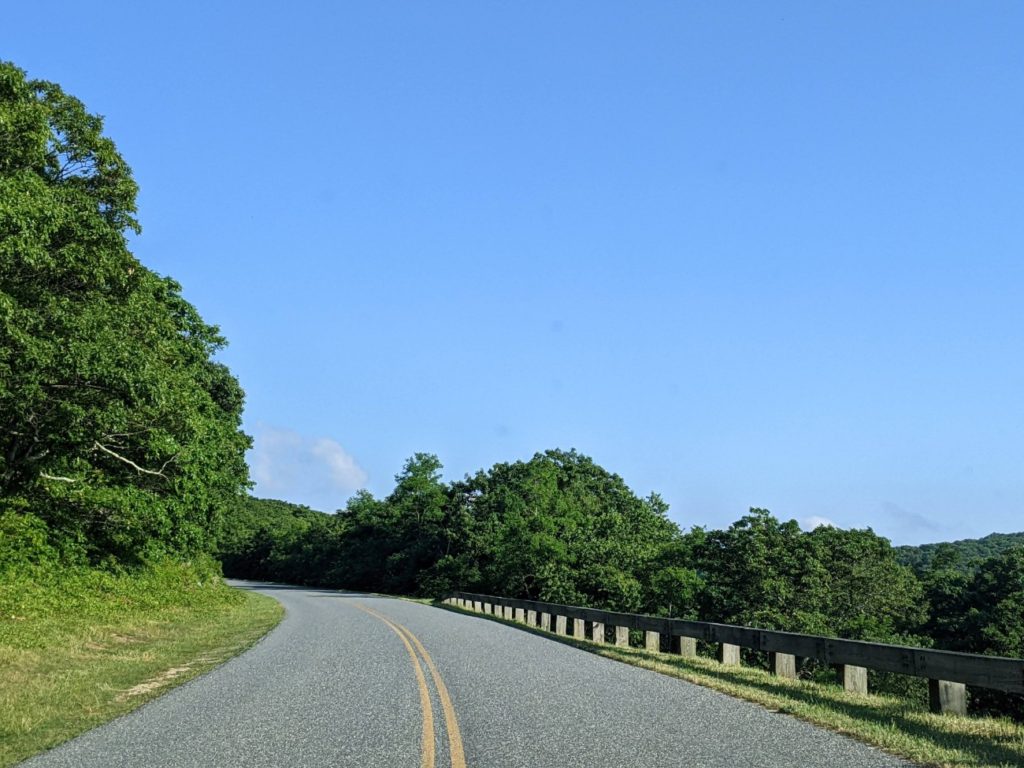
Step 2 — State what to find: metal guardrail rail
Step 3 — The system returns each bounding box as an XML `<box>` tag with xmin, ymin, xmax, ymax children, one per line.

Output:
<box><xmin>443</xmin><ymin>591</ymin><xmax>1024</xmax><ymax>716</ymax></box>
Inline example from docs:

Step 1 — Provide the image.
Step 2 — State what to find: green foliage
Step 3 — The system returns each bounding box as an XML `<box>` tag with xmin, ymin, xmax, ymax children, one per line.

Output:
<box><xmin>687</xmin><ymin>510</ymin><xmax>924</xmax><ymax>643</ymax></box>
<box><xmin>435</xmin><ymin>449</ymin><xmax>681</xmax><ymax>610</ymax></box>
<box><xmin>959</xmin><ymin>547</ymin><xmax>1024</xmax><ymax>659</ymax></box>
<box><xmin>217</xmin><ymin>496</ymin><xmax>337</xmax><ymax>583</ymax></box>
<box><xmin>220</xmin><ymin>450</ymin><xmax>682</xmax><ymax>612</ymax></box>
<box><xmin>0</xmin><ymin>60</ymin><xmax>250</xmax><ymax>564</ymax></box>
<box><xmin>802</xmin><ymin>525</ymin><xmax>926</xmax><ymax>641</ymax></box>
<box><xmin>0</xmin><ymin>505</ymin><xmax>59</xmax><ymax>572</ymax></box>
<box><xmin>0</xmin><ymin>556</ymin><xmax>242</xmax><ymax>649</ymax></box>
<box><xmin>896</xmin><ymin>532</ymin><xmax>1024</xmax><ymax>575</ymax></box>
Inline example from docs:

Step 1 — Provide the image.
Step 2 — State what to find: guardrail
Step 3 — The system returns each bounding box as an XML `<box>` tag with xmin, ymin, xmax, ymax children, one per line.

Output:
<box><xmin>442</xmin><ymin>591</ymin><xmax>1024</xmax><ymax>716</ymax></box>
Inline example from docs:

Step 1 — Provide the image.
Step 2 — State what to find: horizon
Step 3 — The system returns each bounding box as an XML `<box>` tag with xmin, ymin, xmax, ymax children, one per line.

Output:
<box><xmin>7</xmin><ymin>2</ymin><xmax>1024</xmax><ymax>546</ymax></box>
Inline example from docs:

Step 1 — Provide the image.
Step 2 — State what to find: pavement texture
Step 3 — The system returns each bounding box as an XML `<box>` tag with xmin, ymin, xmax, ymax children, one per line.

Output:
<box><xmin>22</xmin><ymin>582</ymin><xmax>915</xmax><ymax>767</ymax></box>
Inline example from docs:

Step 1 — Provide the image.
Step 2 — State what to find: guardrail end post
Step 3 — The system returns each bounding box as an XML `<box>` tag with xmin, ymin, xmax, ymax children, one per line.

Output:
<box><xmin>929</xmin><ymin>679</ymin><xmax>967</xmax><ymax>716</ymax></box>
<box><xmin>770</xmin><ymin>652</ymin><xmax>798</xmax><ymax>679</ymax></box>
<box><xmin>645</xmin><ymin>631</ymin><xmax>660</xmax><ymax>653</ymax></box>
<box><xmin>718</xmin><ymin>643</ymin><xmax>741</xmax><ymax>665</ymax></box>
<box><xmin>615</xmin><ymin>626</ymin><xmax>630</xmax><ymax>647</ymax></box>
<box><xmin>591</xmin><ymin>621</ymin><xmax>605</xmax><ymax>643</ymax></box>
<box><xmin>673</xmin><ymin>636</ymin><xmax>697</xmax><ymax>658</ymax></box>
<box><xmin>838</xmin><ymin>664</ymin><xmax>868</xmax><ymax>694</ymax></box>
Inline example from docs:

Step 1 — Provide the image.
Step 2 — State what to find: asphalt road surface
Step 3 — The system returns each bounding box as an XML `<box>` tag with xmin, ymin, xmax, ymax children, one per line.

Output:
<box><xmin>23</xmin><ymin>582</ymin><xmax>913</xmax><ymax>767</ymax></box>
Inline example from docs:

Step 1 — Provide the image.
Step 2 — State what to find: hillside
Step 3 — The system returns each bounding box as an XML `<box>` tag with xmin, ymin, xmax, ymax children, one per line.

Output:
<box><xmin>895</xmin><ymin>531</ymin><xmax>1024</xmax><ymax>573</ymax></box>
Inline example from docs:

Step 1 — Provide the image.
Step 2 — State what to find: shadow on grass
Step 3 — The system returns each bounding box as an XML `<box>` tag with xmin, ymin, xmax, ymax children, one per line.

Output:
<box><xmin>434</xmin><ymin>602</ymin><xmax>1024</xmax><ymax>768</ymax></box>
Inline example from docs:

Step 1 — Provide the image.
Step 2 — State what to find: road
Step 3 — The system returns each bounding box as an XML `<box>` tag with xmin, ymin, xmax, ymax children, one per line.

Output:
<box><xmin>23</xmin><ymin>582</ymin><xmax>913</xmax><ymax>767</ymax></box>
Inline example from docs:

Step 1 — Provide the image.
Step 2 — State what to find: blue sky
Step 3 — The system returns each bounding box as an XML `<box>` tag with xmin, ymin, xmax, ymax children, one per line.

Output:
<box><xmin>7</xmin><ymin>2</ymin><xmax>1024</xmax><ymax>543</ymax></box>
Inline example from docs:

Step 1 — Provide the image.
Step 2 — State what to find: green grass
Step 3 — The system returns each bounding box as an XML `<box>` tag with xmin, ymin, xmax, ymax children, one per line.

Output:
<box><xmin>0</xmin><ymin>560</ymin><xmax>283</xmax><ymax>767</ymax></box>
<box><xmin>439</xmin><ymin>602</ymin><xmax>1024</xmax><ymax>768</ymax></box>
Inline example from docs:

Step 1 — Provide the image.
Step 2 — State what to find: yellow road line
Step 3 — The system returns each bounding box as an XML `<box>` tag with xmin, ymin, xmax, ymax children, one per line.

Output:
<box><xmin>397</xmin><ymin>625</ymin><xmax>467</xmax><ymax>768</ymax></box>
<box><xmin>358</xmin><ymin>604</ymin><xmax>467</xmax><ymax>768</ymax></box>
<box><xmin>351</xmin><ymin>603</ymin><xmax>435</xmax><ymax>768</ymax></box>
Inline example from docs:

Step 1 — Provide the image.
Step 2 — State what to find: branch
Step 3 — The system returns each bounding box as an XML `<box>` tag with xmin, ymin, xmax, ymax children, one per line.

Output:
<box><xmin>92</xmin><ymin>441</ymin><xmax>174</xmax><ymax>478</ymax></box>
<box><xmin>40</xmin><ymin>473</ymin><xmax>79</xmax><ymax>483</ymax></box>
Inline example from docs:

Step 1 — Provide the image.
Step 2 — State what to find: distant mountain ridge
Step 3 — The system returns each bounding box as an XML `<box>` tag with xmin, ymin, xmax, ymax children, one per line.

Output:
<box><xmin>895</xmin><ymin>531</ymin><xmax>1024</xmax><ymax>573</ymax></box>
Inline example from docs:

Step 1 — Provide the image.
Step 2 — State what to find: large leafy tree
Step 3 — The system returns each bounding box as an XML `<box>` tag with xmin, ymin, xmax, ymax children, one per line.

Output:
<box><xmin>693</xmin><ymin>509</ymin><xmax>814</xmax><ymax>631</ymax></box>
<box><xmin>691</xmin><ymin>510</ymin><xmax>924</xmax><ymax>641</ymax></box>
<box><xmin>0</xmin><ymin>61</ymin><xmax>250</xmax><ymax>562</ymax></box>
<box><xmin>951</xmin><ymin>547</ymin><xmax>1024</xmax><ymax>717</ymax></box>
<box><xmin>435</xmin><ymin>449</ymin><xmax>680</xmax><ymax>610</ymax></box>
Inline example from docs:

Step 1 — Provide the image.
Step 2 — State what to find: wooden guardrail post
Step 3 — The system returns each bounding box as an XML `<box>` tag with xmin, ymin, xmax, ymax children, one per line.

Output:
<box><xmin>474</xmin><ymin>600</ymin><xmax>483</xmax><ymax>612</ymax></box>
<box><xmin>555</xmin><ymin>615</ymin><xmax>568</xmax><ymax>636</ymax></box>
<box><xmin>515</xmin><ymin>607</ymin><xmax>526</xmax><ymax>623</ymax></box>
<box><xmin>591</xmin><ymin>621</ymin><xmax>605</xmax><ymax>644</ymax></box>
<box><xmin>673</xmin><ymin>636</ymin><xmax>697</xmax><ymax>658</ymax></box>
<box><xmin>770</xmin><ymin>652</ymin><xmax>797</xmax><ymax>679</ymax></box>
<box><xmin>929</xmin><ymin>679</ymin><xmax>967</xmax><ymax>715</ymax></box>
<box><xmin>527</xmin><ymin>609</ymin><xmax>537</xmax><ymax>626</ymax></box>
<box><xmin>718</xmin><ymin>643</ymin><xmax>741</xmax><ymax>665</ymax></box>
<box><xmin>838</xmin><ymin>664</ymin><xmax>868</xmax><ymax>694</ymax></box>
<box><xmin>615</xmin><ymin>626</ymin><xmax>629</xmax><ymax>647</ymax></box>
<box><xmin>645</xmin><ymin>631</ymin><xmax>660</xmax><ymax>652</ymax></box>
<box><xmin>540</xmin><ymin>611</ymin><xmax>552</xmax><ymax>631</ymax></box>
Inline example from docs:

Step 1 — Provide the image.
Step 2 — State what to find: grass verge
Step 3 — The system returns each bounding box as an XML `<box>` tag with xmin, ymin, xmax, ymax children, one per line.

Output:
<box><xmin>438</xmin><ymin>602</ymin><xmax>1024</xmax><ymax>768</ymax></box>
<box><xmin>0</xmin><ymin>561</ymin><xmax>283</xmax><ymax>767</ymax></box>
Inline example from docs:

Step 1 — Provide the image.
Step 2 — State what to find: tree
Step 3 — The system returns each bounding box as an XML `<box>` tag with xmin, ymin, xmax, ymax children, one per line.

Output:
<box><xmin>435</xmin><ymin>449</ymin><xmax>680</xmax><ymax>610</ymax></box>
<box><xmin>954</xmin><ymin>547</ymin><xmax>1024</xmax><ymax>718</ymax></box>
<box><xmin>691</xmin><ymin>510</ymin><xmax>924</xmax><ymax>641</ymax></box>
<box><xmin>0</xmin><ymin>61</ymin><xmax>250</xmax><ymax>562</ymax></box>
<box><xmin>919</xmin><ymin>544</ymin><xmax>971</xmax><ymax>648</ymax></box>
<box><xmin>803</xmin><ymin>525</ymin><xmax>925</xmax><ymax>641</ymax></box>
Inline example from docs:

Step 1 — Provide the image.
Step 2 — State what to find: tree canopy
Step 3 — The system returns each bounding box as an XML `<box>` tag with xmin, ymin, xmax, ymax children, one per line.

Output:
<box><xmin>0</xmin><ymin>61</ymin><xmax>250</xmax><ymax>563</ymax></box>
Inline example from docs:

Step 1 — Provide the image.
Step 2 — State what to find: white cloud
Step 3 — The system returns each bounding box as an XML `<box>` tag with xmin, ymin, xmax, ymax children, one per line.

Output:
<box><xmin>310</xmin><ymin>437</ymin><xmax>368</xmax><ymax>490</ymax></box>
<box><xmin>248</xmin><ymin>425</ymin><xmax>367</xmax><ymax>510</ymax></box>
<box><xmin>801</xmin><ymin>515</ymin><xmax>837</xmax><ymax>531</ymax></box>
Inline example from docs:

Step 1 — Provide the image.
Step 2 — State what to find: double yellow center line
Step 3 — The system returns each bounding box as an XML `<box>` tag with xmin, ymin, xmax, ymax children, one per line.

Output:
<box><xmin>352</xmin><ymin>602</ymin><xmax>466</xmax><ymax>768</ymax></box>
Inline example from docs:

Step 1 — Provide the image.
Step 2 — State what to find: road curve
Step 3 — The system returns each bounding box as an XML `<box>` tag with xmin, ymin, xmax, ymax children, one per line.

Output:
<box><xmin>22</xmin><ymin>582</ymin><xmax>913</xmax><ymax>767</ymax></box>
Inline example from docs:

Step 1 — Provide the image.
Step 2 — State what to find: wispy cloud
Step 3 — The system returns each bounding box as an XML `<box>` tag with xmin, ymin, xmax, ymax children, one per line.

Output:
<box><xmin>801</xmin><ymin>515</ymin><xmax>837</xmax><ymax>530</ymax></box>
<box><xmin>249</xmin><ymin>425</ymin><xmax>367</xmax><ymax>511</ymax></box>
<box><xmin>878</xmin><ymin>501</ymin><xmax>945</xmax><ymax>544</ymax></box>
